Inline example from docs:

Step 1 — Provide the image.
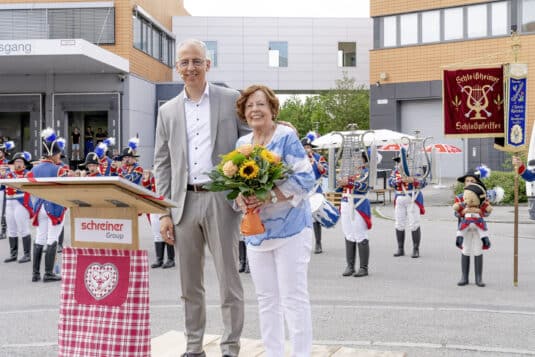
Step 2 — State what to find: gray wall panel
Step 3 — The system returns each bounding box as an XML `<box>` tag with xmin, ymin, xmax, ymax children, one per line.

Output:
<box><xmin>173</xmin><ymin>16</ymin><xmax>371</xmax><ymax>91</ymax></box>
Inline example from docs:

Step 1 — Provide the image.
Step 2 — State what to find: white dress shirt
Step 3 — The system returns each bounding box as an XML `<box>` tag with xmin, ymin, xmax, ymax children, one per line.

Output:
<box><xmin>184</xmin><ymin>84</ymin><xmax>213</xmax><ymax>185</ymax></box>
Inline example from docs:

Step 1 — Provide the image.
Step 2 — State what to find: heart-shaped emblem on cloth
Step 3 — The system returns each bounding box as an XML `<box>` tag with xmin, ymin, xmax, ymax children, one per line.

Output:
<box><xmin>84</xmin><ymin>263</ymin><xmax>119</xmax><ymax>300</ymax></box>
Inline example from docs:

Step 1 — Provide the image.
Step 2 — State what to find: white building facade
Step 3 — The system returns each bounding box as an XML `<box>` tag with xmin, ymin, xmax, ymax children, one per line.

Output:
<box><xmin>171</xmin><ymin>16</ymin><xmax>372</xmax><ymax>92</ymax></box>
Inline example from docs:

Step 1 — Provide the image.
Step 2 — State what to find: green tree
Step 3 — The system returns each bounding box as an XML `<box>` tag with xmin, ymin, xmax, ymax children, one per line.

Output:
<box><xmin>278</xmin><ymin>72</ymin><xmax>369</xmax><ymax>138</ymax></box>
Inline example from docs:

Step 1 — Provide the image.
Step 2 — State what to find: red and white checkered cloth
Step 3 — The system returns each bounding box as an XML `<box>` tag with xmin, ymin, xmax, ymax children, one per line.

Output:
<box><xmin>58</xmin><ymin>248</ymin><xmax>150</xmax><ymax>357</ymax></box>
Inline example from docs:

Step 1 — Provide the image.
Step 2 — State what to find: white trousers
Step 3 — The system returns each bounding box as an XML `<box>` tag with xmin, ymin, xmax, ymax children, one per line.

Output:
<box><xmin>149</xmin><ymin>213</ymin><xmax>162</xmax><ymax>242</ymax></box>
<box><xmin>340</xmin><ymin>201</ymin><xmax>368</xmax><ymax>243</ymax></box>
<box><xmin>6</xmin><ymin>200</ymin><xmax>30</xmax><ymax>237</ymax></box>
<box><xmin>247</xmin><ymin>228</ymin><xmax>313</xmax><ymax>357</ymax></box>
<box><xmin>0</xmin><ymin>191</ymin><xmax>4</xmax><ymax>221</ymax></box>
<box><xmin>394</xmin><ymin>195</ymin><xmax>420</xmax><ymax>231</ymax></box>
<box><xmin>461</xmin><ymin>226</ymin><xmax>484</xmax><ymax>256</ymax></box>
<box><xmin>35</xmin><ymin>209</ymin><xmax>64</xmax><ymax>245</ymax></box>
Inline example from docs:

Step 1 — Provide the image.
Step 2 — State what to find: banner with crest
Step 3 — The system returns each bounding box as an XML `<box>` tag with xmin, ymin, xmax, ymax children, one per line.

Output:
<box><xmin>443</xmin><ymin>66</ymin><xmax>505</xmax><ymax>138</ymax></box>
<box><xmin>503</xmin><ymin>63</ymin><xmax>528</xmax><ymax>151</ymax></box>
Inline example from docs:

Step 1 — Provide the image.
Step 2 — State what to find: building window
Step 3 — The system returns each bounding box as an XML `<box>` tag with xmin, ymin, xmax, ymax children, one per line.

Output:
<box><xmin>444</xmin><ymin>7</ymin><xmax>463</xmax><ymax>40</ymax></box>
<box><xmin>491</xmin><ymin>1</ymin><xmax>508</xmax><ymax>36</ymax></box>
<box><xmin>268</xmin><ymin>41</ymin><xmax>288</xmax><ymax>67</ymax></box>
<box><xmin>162</xmin><ymin>35</ymin><xmax>169</xmax><ymax>64</ymax></box>
<box><xmin>400</xmin><ymin>13</ymin><xmax>418</xmax><ymax>45</ymax></box>
<box><xmin>133</xmin><ymin>15</ymin><xmax>141</xmax><ymax>49</ymax></box>
<box><xmin>132</xmin><ymin>11</ymin><xmax>174</xmax><ymax>67</ymax></box>
<box><xmin>521</xmin><ymin>0</ymin><xmax>535</xmax><ymax>33</ymax></box>
<box><xmin>383</xmin><ymin>16</ymin><xmax>397</xmax><ymax>47</ymax></box>
<box><xmin>467</xmin><ymin>4</ymin><xmax>488</xmax><ymax>38</ymax></box>
<box><xmin>48</xmin><ymin>8</ymin><xmax>115</xmax><ymax>44</ymax></box>
<box><xmin>337</xmin><ymin>42</ymin><xmax>356</xmax><ymax>67</ymax></box>
<box><xmin>421</xmin><ymin>10</ymin><xmax>440</xmax><ymax>43</ymax></box>
<box><xmin>152</xmin><ymin>29</ymin><xmax>161</xmax><ymax>60</ymax></box>
<box><xmin>0</xmin><ymin>8</ymin><xmax>114</xmax><ymax>43</ymax></box>
<box><xmin>205</xmin><ymin>41</ymin><xmax>218</xmax><ymax>67</ymax></box>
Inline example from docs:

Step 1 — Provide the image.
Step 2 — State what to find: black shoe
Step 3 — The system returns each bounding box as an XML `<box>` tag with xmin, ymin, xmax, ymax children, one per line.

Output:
<box><xmin>475</xmin><ymin>255</ymin><xmax>485</xmax><ymax>287</ymax></box>
<box><xmin>162</xmin><ymin>260</ymin><xmax>175</xmax><ymax>269</ymax></box>
<box><xmin>5</xmin><ymin>236</ymin><xmax>18</xmax><ymax>262</ymax></box>
<box><xmin>342</xmin><ymin>239</ymin><xmax>356</xmax><ymax>276</ymax></box>
<box><xmin>181</xmin><ymin>352</ymin><xmax>206</xmax><ymax>357</ymax></box>
<box><xmin>151</xmin><ymin>242</ymin><xmax>164</xmax><ymax>268</ymax></box>
<box><xmin>43</xmin><ymin>273</ymin><xmax>62</xmax><ymax>282</ymax></box>
<box><xmin>18</xmin><ymin>254</ymin><xmax>31</xmax><ymax>263</ymax></box>
<box><xmin>353</xmin><ymin>267</ymin><xmax>368</xmax><ymax>277</ymax></box>
<box><xmin>151</xmin><ymin>260</ymin><xmax>163</xmax><ymax>268</ymax></box>
<box><xmin>314</xmin><ymin>243</ymin><xmax>323</xmax><ymax>254</ymax></box>
<box><xmin>32</xmin><ymin>273</ymin><xmax>41</xmax><ymax>282</ymax></box>
<box><xmin>411</xmin><ymin>228</ymin><xmax>421</xmax><ymax>258</ymax></box>
<box><xmin>354</xmin><ymin>240</ymin><xmax>369</xmax><ymax>277</ymax></box>
<box><xmin>457</xmin><ymin>254</ymin><xmax>469</xmax><ymax>286</ymax></box>
<box><xmin>394</xmin><ymin>229</ymin><xmax>405</xmax><ymax>257</ymax></box>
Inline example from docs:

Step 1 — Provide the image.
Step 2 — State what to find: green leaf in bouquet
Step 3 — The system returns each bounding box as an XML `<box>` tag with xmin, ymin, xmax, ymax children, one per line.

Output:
<box><xmin>255</xmin><ymin>188</ymin><xmax>268</xmax><ymax>201</ymax></box>
<box><xmin>231</xmin><ymin>153</ymin><xmax>247</xmax><ymax>166</ymax></box>
<box><xmin>226</xmin><ymin>190</ymin><xmax>239</xmax><ymax>200</ymax></box>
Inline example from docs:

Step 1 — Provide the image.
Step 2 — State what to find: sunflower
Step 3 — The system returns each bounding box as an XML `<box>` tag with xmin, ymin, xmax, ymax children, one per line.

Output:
<box><xmin>239</xmin><ymin>160</ymin><xmax>260</xmax><ymax>180</ymax></box>
<box><xmin>260</xmin><ymin>149</ymin><xmax>279</xmax><ymax>164</ymax></box>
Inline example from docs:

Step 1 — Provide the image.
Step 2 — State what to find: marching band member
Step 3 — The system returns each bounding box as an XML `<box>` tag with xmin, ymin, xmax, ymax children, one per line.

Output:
<box><xmin>28</xmin><ymin>128</ymin><xmax>69</xmax><ymax>282</ymax></box>
<box><xmin>2</xmin><ymin>151</ymin><xmax>33</xmax><ymax>263</ymax></box>
<box><xmin>115</xmin><ymin>137</ymin><xmax>143</xmax><ymax>184</ymax></box>
<box><xmin>79</xmin><ymin>152</ymin><xmax>102</xmax><ymax>176</ymax></box>
<box><xmin>453</xmin><ymin>167</ymin><xmax>499</xmax><ymax>287</ymax></box>
<box><xmin>142</xmin><ymin>169</ymin><xmax>175</xmax><ymax>269</ymax></box>
<box><xmin>336</xmin><ymin>151</ymin><xmax>372</xmax><ymax>277</ymax></box>
<box><xmin>512</xmin><ymin>155</ymin><xmax>535</xmax><ymax>181</ymax></box>
<box><xmin>95</xmin><ymin>137</ymin><xmax>115</xmax><ymax>176</ymax></box>
<box><xmin>301</xmin><ymin>132</ymin><xmax>328</xmax><ymax>254</ymax></box>
<box><xmin>388</xmin><ymin>155</ymin><xmax>427</xmax><ymax>259</ymax></box>
<box><xmin>0</xmin><ymin>141</ymin><xmax>14</xmax><ymax>240</ymax></box>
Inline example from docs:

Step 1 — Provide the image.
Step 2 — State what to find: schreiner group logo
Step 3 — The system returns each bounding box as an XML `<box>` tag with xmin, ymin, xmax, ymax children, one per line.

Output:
<box><xmin>75</xmin><ymin>218</ymin><xmax>132</xmax><ymax>244</ymax></box>
<box><xmin>80</xmin><ymin>220</ymin><xmax>126</xmax><ymax>240</ymax></box>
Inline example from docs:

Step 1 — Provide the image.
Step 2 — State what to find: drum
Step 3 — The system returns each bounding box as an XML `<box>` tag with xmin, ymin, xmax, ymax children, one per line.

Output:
<box><xmin>309</xmin><ymin>193</ymin><xmax>340</xmax><ymax>228</ymax></box>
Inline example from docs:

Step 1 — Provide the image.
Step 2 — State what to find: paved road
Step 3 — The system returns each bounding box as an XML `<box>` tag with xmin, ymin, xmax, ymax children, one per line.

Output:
<box><xmin>0</xmin><ymin>181</ymin><xmax>534</xmax><ymax>356</ymax></box>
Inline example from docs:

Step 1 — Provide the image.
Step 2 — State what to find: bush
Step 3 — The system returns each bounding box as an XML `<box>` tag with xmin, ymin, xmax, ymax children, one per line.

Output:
<box><xmin>454</xmin><ymin>171</ymin><xmax>527</xmax><ymax>205</ymax></box>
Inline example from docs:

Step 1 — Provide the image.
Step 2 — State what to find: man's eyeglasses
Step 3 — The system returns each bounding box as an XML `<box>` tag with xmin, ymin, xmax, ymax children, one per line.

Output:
<box><xmin>177</xmin><ymin>59</ymin><xmax>205</xmax><ymax>68</ymax></box>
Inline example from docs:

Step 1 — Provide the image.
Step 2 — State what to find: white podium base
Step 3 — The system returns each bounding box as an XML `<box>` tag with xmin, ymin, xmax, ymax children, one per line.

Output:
<box><xmin>151</xmin><ymin>330</ymin><xmax>406</xmax><ymax>356</ymax></box>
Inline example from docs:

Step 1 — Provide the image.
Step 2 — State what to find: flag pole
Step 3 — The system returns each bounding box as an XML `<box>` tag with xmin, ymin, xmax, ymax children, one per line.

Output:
<box><xmin>513</xmin><ymin>162</ymin><xmax>519</xmax><ymax>287</ymax></box>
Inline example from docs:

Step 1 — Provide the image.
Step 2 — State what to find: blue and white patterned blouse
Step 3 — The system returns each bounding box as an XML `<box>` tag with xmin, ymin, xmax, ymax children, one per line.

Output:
<box><xmin>236</xmin><ymin>124</ymin><xmax>315</xmax><ymax>246</ymax></box>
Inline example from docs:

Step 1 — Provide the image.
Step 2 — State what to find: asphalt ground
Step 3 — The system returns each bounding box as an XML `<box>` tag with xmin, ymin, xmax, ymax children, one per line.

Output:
<box><xmin>0</xmin><ymin>180</ymin><xmax>534</xmax><ymax>356</ymax></box>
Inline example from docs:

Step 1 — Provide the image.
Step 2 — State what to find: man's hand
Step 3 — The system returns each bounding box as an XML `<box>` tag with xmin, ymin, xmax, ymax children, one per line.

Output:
<box><xmin>512</xmin><ymin>156</ymin><xmax>523</xmax><ymax>168</ymax></box>
<box><xmin>159</xmin><ymin>215</ymin><xmax>175</xmax><ymax>245</ymax></box>
<box><xmin>337</xmin><ymin>177</ymin><xmax>349</xmax><ymax>187</ymax></box>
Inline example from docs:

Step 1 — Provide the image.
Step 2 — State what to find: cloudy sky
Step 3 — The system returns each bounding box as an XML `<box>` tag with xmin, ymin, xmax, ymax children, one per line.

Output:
<box><xmin>183</xmin><ymin>0</ymin><xmax>370</xmax><ymax>18</ymax></box>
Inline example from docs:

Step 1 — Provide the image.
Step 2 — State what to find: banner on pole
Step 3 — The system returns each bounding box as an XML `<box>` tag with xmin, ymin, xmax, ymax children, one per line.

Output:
<box><xmin>503</xmin><ymin>63</ymin><xmax>528</xmax><ymax>151</ymax></box>
<box><xmin>443</xmin><ymin>66</ymin><xmax>505</xmax><ymax>138</ymax></box>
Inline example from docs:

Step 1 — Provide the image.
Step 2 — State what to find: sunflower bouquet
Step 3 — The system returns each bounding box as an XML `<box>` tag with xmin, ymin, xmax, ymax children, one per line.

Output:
<box><xmin>204</xmin><ymin>144</ymin><xmax>291</xmax><ymax>235</ymax></box>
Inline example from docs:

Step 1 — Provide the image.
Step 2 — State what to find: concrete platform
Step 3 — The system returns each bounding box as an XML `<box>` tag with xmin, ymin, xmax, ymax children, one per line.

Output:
<box><xmin>151</xmin><ymin>330</ymin><xmax>407</xmax><ymax>357</ymax></box>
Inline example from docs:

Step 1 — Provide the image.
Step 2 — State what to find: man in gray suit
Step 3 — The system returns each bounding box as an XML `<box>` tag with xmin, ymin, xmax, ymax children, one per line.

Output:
<box><xmin>154</xmin><ymin>39</ymin><xmax>250</xmax><ymax>357</ymax></box>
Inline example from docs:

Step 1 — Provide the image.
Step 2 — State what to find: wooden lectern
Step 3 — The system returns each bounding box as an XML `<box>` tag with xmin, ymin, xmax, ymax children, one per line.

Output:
<box><xmin>0</xmin><ymin>176</ymin><xmax>175</xmax><ymax>249</ymax></box>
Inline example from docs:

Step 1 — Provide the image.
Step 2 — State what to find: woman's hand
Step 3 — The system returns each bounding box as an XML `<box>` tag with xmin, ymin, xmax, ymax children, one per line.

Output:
<box><xmin>235</xmin><ymin>194</ymin><xmax>248</xmax><ymax>214</ymax></box>
<box><xmin>241</xmin><ymin>194</ymin><xmax>266</xmax><ymax>212</ymax></box>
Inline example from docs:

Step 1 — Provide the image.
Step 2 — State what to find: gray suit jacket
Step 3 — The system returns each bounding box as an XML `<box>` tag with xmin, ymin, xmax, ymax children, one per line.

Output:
<box><xmin>153</xmin><ymin>83</ymin><xmax>251</xmax><ymax>224</ymax></box>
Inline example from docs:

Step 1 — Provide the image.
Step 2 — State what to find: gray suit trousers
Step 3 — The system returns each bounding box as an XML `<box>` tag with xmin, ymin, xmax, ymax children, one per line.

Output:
<box><xmin>175</xmin><ymin>190</ymin><xmax>244</xmax><ymax>356</ymax></box>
